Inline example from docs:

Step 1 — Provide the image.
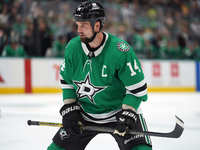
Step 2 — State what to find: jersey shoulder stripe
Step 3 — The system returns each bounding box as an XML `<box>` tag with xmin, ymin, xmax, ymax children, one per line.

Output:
<box><xmin>60</xmin><ymin>75</ymin><xmax>74</xmax><ymax>89</ymax></box>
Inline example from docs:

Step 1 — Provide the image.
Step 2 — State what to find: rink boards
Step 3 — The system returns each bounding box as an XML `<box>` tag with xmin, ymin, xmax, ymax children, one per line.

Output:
<box><xmin>0</xmin><ymin>58</ymin><xmax>199</xmax><ymax>93</ymax></box>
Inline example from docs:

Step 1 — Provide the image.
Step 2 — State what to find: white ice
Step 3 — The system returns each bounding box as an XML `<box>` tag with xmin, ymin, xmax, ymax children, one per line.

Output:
<box><xmin>0</xmin><ymin>92</ymin><xmax>199</xmax><ymax>150</ymax></box>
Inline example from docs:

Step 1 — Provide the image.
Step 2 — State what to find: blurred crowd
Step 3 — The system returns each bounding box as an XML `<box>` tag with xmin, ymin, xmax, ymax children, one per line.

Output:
<box><xmin>0</xmin><ymin>0</ymin><xmax>200</xmax><ymax>59</ymax></box>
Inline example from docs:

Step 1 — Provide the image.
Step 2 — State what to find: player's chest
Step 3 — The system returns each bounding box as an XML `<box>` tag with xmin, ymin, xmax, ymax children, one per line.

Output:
<box><xmin>72</xmin><ymin>57</ymin><xmax>116</xmax><ymax>86</ymax></box>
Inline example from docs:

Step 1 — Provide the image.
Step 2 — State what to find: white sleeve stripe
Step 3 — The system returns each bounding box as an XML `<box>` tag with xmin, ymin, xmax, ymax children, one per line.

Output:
<box><xmin>61</xmin><ymin>84</ymin><xmax>74</xmax><ymax>89</ymax></box>
<box><xmin>60</xmin><ymin>74</ymin><xmax>64</xmax><ymax>80</ymax></box>
<box><xmin>60</xmin><ymin>75</ymin><xmax>74</xmax><ymax>89</ymax></box>
<box><xmin>125</xmin><ymin>78</ymin><xmax>146</xmax><ymax>90</ymax></box>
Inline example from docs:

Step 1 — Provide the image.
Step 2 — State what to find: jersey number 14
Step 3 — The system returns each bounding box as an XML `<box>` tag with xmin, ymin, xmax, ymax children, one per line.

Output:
<box><xmin>127</xmin><ymin>59</ymin><xmax>141</xmax><ymax>76</ymax></box>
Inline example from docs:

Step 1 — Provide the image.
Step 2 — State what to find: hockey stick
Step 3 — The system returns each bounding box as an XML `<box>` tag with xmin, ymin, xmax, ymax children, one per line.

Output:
<box><xmin>27</xmin><ymin>115</ymin><xmax>184</xmax><ymax>138</ymax></box>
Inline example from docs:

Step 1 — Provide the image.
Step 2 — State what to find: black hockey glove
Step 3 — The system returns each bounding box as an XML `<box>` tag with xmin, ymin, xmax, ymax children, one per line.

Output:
<box><xmin>114</xmin><ymin>109</ymin><xmax>138</xmax><ymax>139</ymax></box>
<box><xmin>60</xmin><ymin>102</ymin><xmax>84</xmax><ymax>135</ymax></box>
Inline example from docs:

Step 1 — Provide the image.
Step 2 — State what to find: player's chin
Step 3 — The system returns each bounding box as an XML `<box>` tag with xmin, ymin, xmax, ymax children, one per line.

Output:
<box><xmin>80</xmin><ymin>37</ymin><xmax>87</xmax><ymax>43</ymax></box>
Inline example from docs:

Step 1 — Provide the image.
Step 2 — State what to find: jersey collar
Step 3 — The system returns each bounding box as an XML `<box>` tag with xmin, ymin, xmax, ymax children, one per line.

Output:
<box><xmin>81</xmin><ymin>32</ymin><xmax>108</xmax><ymax>57</ymax></box>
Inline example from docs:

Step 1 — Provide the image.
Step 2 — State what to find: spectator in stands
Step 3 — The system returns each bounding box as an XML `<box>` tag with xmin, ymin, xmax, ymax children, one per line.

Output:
<box><xmin>0</xmin><ymin>0</ymin><xmax>199</xmax><ymax>59</ymax></box>
<box><xmin>46</xmin><ymin>10</ymin><xmax>59</xmax><ymax>39</ymax></box>
<box><xmin>190</xmin><ymin>18</ymin><xmax>200</xmax><ymax>42</ymax></box>
<box><xmin>66</xmin><ymin>23</ymin><xmax>78</xmax><ymax>43</ymax></box>
<box><xmin>38</xmin><ymin>19</ymin><xmax>53</xmax><ymax>56</ymax></box>
<box><xmin>8</xmin><ymin>2</ymin><xmax>19</xmax><ymax>27</ymax></box>
<box><xmin>116</xmin><ymin>24</ymin><xmax>132</xmax><ymax>45</ymax></box>
<box><xmin>10</xmin><ymin>14</ymin><xmax>26</xmax><ymax>44</ymax></box>
<box><xmin>59</xmin><ymin>3</ymin><xmax>73</xmax><ymax>35</ymax></box>
<box><xmin>190</xmin><ymin>0</ymin><xmax>200</xmax><ymax>19</ymax></box>
<box><xmin>166</xmin><ymin>39</ymin><xmax>182</xmax><ymax>59</ymax></box>
<box><xmin>183</xmin><ymin>41</ymin><xmax>199</xmax><ymax>59</ymax></box>
<box><xmin>0</xmin><ymin>5</ymin><xmax>9</xmax><ymax>26</ymax></box>
<box><xmin>144</xmin><ymin>38</ymin><xmax>158</xmax><ymax>59</ymax></box>
<box><xmin>104</xmin><ymin>23</ymin><xmax>117</xmax><ymax>36</ymax></box>
<box><xmin>164</xmin><ymin>12</ymin><xmax>175</xmax><ymax>33</ymax></box>
<box><xmin>131</xmin><ymin>26</ymin><xmax>146</xmax><ymax>58</ymax></box>
<box><xmin>20</xmin><ymin>28</ymin><xmax>34</xmax><ymax>56</ymax></box>
<box><xmin>12</xmin><ymin>15</ymin><xmax>26</xmax><ymax>35</ymax></box>
<box><xmin>1</xmin><ymin>38</ymin><xmax>27</xmax><ymax>57</ymax></box>
<box><xmin>120</xmin><ymin>0</ymin><xmax>134</xmax><ymax>26</ymax></box>
<box><xmin>0</xmin><ymin>4</ymin><xmax>10</xmax><ymax>37</ymax></box>
<box><xmin>147</xmin><ymin>7</ymin><xmax>159</xmax><ymax>29</ymax></box>
<box><xmin>50</xmin><ymin>35</ymin><xmax>66</xmax><ymax>58</ymax></box>
<box><xmin>177</xmin><ymin>24</ymin><xmax>191</xmax><ymax>49</ymax></box>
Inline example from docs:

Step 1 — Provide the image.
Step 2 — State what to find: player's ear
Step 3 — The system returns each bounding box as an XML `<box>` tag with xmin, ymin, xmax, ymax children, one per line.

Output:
<box><xmin>94</xmin><ymin>21</ymin><xmax>101</xmax><ymax>33</ymax></box>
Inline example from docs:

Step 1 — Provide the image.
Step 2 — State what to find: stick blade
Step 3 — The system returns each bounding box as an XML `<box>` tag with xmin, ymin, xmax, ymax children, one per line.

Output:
<box><xmin>128</xmin><ymin>115</ymin><xmax>184</xmax><ymax>138</ymax></box>
<box><xmin>172</xmin><ymin>115</ymin><xmax>184</xmax><ymax>138</ymax></box>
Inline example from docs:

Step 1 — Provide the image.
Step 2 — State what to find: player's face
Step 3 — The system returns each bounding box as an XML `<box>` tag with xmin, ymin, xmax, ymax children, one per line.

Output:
<box><xmin>76</xmin><ymin>21</ymin><xmax>94</xmax><ymax>43</ymax></box>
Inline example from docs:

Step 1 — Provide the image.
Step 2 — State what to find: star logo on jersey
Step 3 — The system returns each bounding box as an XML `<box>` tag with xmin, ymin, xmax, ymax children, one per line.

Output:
<box><xmin>73</xmin><ymin>73</ymin><xmax>106</xmax><ymax>104</ymax></box>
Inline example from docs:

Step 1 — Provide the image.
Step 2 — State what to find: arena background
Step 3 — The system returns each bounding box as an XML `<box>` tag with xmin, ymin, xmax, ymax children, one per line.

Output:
<box><xmin>0</xmin><ymin>0</ymin><xmax>200</xmax><ymax>93</ymax></box>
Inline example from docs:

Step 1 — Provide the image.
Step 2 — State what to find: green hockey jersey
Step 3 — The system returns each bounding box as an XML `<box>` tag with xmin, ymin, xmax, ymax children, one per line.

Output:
<box><xmin>60</xmin><ymin>32</ymin><xmax>147</xmax><ymax>123</ymax></box>
<box><xmin>2</xmin><ymin>44</ymin><xmax>27</xmax><ymax>57</ymax></box>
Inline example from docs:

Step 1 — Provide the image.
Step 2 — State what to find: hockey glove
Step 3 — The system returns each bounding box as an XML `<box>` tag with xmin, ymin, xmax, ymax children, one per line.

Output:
<box><xmin>114</xmin><ymin>109</ymin><xmax>138</xmax><ymax>139</ymax></box>
<box><xmin>60</xmin><ymin>102</ymin><xmax>84</xmax><ymax>135</ymax></box>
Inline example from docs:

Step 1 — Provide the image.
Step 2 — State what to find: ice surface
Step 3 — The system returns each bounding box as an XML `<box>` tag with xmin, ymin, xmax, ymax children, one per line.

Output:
<box><xmin>0</xmin><ymin>92</ymin><xmax>199</xmax><ymax>150</ymax></box>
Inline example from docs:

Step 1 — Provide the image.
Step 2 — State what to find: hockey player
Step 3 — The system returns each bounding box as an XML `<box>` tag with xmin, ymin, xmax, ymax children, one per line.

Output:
<box><xmin>47</xmin><ymin>1</ymin><xmax>152</xmax><ymax>150</ymax></box>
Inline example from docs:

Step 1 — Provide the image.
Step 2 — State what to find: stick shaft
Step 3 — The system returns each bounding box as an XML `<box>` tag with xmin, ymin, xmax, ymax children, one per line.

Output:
<box><xmin>27</xmin><ymin>116</ymin><xmax>184</xmax><ymax>138</ymax></box>
<box><xmin>27</xmin><ymin>120</ymin><xmax>63</xmax><ymax>127</ymax></box>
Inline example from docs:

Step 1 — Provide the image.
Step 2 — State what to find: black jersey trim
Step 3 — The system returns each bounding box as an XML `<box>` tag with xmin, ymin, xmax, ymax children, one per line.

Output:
<box><xmin>129</xmin><ymin>83</ymin><xmax>147</xmax><ymax>94</ymax></box>
<box><xmin>60</xmin><ymin>79</ymin><xmax>67</xmax><ymax>84</ymax></box>
<box><xmin>86</xmin><ymin>32</ymin><xmax>106</xmax><ymax>52</ymax></box>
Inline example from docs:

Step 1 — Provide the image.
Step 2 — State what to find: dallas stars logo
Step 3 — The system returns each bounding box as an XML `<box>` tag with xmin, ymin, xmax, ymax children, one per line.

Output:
<box><xmin>117</xmin><ymin>42</ymin><xmax>130</xmax><ymax>52</ymax></box>
<box><xmin>73</xmin><ymin>73</ymin><xmax>106</xmax><ymax>104</ymax></box>
<box><xmin>59</xmin><ymin>128</ymin><xmax>70</xmax><ymax>140</ymax></box>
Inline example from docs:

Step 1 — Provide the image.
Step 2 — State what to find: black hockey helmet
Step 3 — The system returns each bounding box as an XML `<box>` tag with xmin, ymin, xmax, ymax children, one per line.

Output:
<box><xmin>74</xmin><ymin>1</ymin><xmax>105</xmax><ymax>31</ymax></box>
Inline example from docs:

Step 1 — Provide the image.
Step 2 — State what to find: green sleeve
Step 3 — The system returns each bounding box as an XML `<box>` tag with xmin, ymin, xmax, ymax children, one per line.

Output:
<box><xmin>60</xmin><ymin>43</ymin><xmax>77</xmax><ymax>101</ymax></box>
<box><xmin>117</xmin><ymin>47</ymin><xmax>148</xmax><ymax>110</ymax></box>
<box><xmin>62</xmin><ymin>89</ymin><xmax>77</xmax><ymax>100</ymax></box>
